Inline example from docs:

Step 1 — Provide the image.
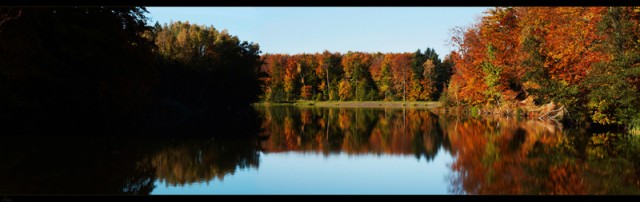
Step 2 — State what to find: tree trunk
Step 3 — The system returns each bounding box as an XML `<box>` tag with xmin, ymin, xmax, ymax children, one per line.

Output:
<box><xmin>403</xmin><ymin>66</ymin><xmax>406</xmax><ymax>102</ymax></box>
<box><xmin>326</xmin><ymin>65</ymin><xmax>330</xmax><ymax>100</ymax></box>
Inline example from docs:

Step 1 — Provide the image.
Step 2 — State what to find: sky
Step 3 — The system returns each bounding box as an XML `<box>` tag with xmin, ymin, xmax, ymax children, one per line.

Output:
<box><xmin>145</xmin><ymin>7</ymin><xmax>490</xmax><ymax>59</ymax></box>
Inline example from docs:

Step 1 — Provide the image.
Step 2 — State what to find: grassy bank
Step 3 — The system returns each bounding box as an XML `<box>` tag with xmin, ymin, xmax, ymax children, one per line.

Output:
<box><xmin>255</xmin><ymin>101</ymin><xmax>443</xmax><ymax>108</ymax></box>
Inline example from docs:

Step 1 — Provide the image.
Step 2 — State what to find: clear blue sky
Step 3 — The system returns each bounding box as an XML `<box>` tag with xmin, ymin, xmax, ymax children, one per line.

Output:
<box><xmin>145</xmin><ymin>7</ymin><xmax>489</xmax><ymax>58</ymax></box>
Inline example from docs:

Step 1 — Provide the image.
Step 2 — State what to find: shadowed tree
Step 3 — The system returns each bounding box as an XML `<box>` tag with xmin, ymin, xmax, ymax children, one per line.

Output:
<box><xmin>0</xmin><ymin>7</ymin><xmax>156</xmax><ymax>134</ymax></box>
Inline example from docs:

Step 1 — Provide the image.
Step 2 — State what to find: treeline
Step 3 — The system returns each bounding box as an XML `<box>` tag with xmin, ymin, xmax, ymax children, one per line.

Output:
<box><xmin>445</xmin><ymin>7</ymin><xmax>640</xmax><ymax>129</ymax></box>
<box><xmin>0</xmin><ymin>7</ymin><xmax>263</xmax><ymax>135</ymax></box>
<box><xmin>143</xmin><ymin>21</ymin><xmax>263</xmax><ymax>135</ymax></box>
<box><xmin>260</xmin><ymin>49</ymin><xmax>454</xmax><ymax>102</ymax></box>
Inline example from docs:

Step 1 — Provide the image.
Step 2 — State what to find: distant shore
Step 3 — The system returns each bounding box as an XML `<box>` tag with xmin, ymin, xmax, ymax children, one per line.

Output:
<box><xmin>255</xmin><ymin>101</ymin><xmax>443</xmax><ymax>108</ymax></box>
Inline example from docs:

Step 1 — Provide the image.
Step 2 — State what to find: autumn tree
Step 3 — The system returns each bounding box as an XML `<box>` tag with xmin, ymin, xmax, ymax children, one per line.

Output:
<box><xmin>341</xmin><ymin>52</ymin><xmax>379</xmax><ymax>101</ymax></box>
<box><xmin>585</xmin><ymin>7</ymin><xmax>640</xmax><ymax>126</ymax></box>
<box><xmin>435</xmin><ymin>54</ymin><xmax>454</xmax><ymax>101</ymax></box>
<box><xmin>152</xmin><ymin>21</ymin><xmax>263</xmax><ymax>112</ymax></box>
<box><xmin>283</xmin><ymin>56</ymin><xmax>301</xmax><ymax>101</ymax></box>
<box><xmin>448</xmin><ymin>24</ymin><xmax>488</xmax><ymax>105</ymax></box>
<box><xmin>315</xmin><ymin>51</ymin><xmax>344</xmax><ymax>101</ymax></box>
<box><xmin>409</xmin><ymin>48</ymin><xmax>441</xmax><ymax>101</ymax></box>
<box><xmin>389</xmin><ymin>53</ymin><xmax>413</xmax><ymax>101</ymax></box>
<box><xmin>369</xmin><ymin>53</ymin><xmax>385</xmax><ymax>98</ymax></box>
<box><xmin>259</xmin><ymin>51</ymin><xmax>443</xmax><ymax>103</ymax></box>
<box><xmin>297</xmin><ymin>54</ymin><xmax>320</xmax><ymax>100</ymax></box>
<box><xmin>518</xmin><ymin>7</ymin><xmax>605</xmax><ymax>121</ymax></box>
<box><xmin>379</xmin><ymin>55</ymin><xmax>396</xmax><ymax>100</ymax></box>
<box><xmin>445</xmin><ymin>7</ymin><xmax>640</xmax><ymax>129</ymax></box>
<box><xmin>408</xmin><ymin>49</ymin><xmax>428</xmax><ymax>101</ymax></box>
<box><xmin>262</xmin><ymin>54</ymin><xmax>289</xmax><ymax>102</ymax></box>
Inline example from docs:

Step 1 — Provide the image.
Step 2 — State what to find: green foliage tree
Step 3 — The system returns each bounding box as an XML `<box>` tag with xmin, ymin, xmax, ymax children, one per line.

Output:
<box><xmin>482</xmin><ymin>44</ymin><xmax>503</xmax><ymax>105</ymax></box>
<box><xmin>585</xmin><ymin>7</ymin><xmax>640</xmax><ymax>126</ymax></box>
<box><xmin>152</xmin><ymin>21</ymin><xmax>263</xmax><ymax>115</ymax></box>
<box><xmin>341</xmin><ymin>52</ymin><xmax>379</xmax><ymax>101</ymax></box>
<box><xmin>379</xmin><ymin>60</ymin><xmax>395</xmax><ymax>101</ymax></box>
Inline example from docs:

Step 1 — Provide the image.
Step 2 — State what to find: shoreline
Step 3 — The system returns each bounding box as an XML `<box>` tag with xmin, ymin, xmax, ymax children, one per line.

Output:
<box><xmin>255</xmin><ymin>101</ymin><xmax>443</xmax><ymax>109</ymax></box>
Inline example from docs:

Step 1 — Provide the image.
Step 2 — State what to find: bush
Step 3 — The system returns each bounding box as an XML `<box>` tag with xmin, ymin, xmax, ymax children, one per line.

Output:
<box><xmin>438</xmin><ymin>91</ymin><xmax>452</xmax><ymax>106</ymax></box>
<box><xmin>470</xmin><ymin>106</ymin><xmax>480</xmax><ymax>118</ymax></box>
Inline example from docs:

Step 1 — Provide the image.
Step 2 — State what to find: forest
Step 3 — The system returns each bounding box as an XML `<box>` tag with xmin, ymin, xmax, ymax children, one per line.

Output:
<box><xmin>259</xmin><ymin>7</ymin><xmax>640</xmax><ymax>132</ymax></box>
<box><xmin>0</xmin><ymin>7</ymin><xmax>262</xmax><ymax>135</ymax></box>
<box><xmin>446</xmin><ymin>7</ymin><xmax>640</xmax><ymax>130</ymax></box>
<box><xmin>1</xmin><ymin>7</ymin><xmax>639</xmax><ymax>135</ymax></box>
<box><xmin>259</xmin><ymin>49</ymin><xmax>453</xmax><ymax>102</ymax></box>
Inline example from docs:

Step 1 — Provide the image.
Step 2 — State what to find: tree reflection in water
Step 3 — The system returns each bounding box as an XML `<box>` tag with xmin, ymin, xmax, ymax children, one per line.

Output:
<box><xmin>1</xmin><ymin>106</ymin><xmax>638</xmax><ymax>194</ymax></box>
<box><xmin>257</xmin><ymin>106</ymin><xmax>640</xmax><ymax>194</ymax></box>
<box><xmin>442</xmin><ymin>117</ymin><xmax>640</xmax><ymax>194</ymax></box>
<box><xmin>0</xmin><ymin>136</ymin><xmax>158</xmax><ymax>194</ymax></box>
<box><xmin>138</xmin><ymin>138</ymin><xmax>261</xmax><ymax>186</ymax></box>
<box><xmin>257</xmin><ymin>106</ymin><xmax>447</xmax><ymax>160</ymax></box>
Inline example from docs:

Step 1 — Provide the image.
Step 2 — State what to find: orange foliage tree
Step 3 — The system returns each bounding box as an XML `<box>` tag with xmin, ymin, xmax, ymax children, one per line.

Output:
<box><xmin>261</xmin><ymin>51</ymin><xmax>445</xmax><ymax>102</ymax></box>
<box><xmin>446</xmin><ymin>7</ymin><xmax>640</xmax><ymax>127</ymax></box>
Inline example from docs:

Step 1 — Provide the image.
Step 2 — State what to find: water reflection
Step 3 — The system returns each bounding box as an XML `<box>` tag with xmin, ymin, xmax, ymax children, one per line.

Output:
<box><xmin>444</xmin><ymin>118</ymin><xmax>567</xmax><ymax>194</ymax></box>
<box><xmin>139</xmin><ymin>138</ymin><xmax>260</xmax><ymax>186</ymax></box>
<box><xmin>256</xmin><ymin>107</ymin><xmax>640</xmax><ymax>194</ymax></box>
<box><xmin>442</xmin><ymin>117</ymin><xmax>640</xmax><ymax>194</ymax></box>
<box><xmin>0</xmin><ymin>137</ymin><xmax>158</xmax><ymax>194</ymax></box>
<box><xmin>1</xmin><ymin>106</ymin><xmax>639</xmax><ymax>194</ymax></box>
<box><xmin>258</xmin><ymin>107</ymin><xmax>447</xmax><ymax>161</ymax></box>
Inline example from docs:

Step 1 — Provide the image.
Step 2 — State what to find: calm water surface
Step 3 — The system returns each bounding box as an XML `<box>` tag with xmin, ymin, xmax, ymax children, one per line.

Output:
<box><xmin>1</xmin><ymin>106</ymin><xmax>639</xmax><ymax>194</ymax></box>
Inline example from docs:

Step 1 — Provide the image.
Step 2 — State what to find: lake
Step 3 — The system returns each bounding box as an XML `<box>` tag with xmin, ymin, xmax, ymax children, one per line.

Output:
<box><xmin>1</xmin><ymin>106</ymin><xmax>639</xmax><ymax>194</ymax></box>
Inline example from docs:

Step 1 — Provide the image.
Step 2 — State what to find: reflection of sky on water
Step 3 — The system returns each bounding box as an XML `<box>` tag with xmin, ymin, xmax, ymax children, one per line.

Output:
<box><xmin>151</xmin><ymin>148</ymin><xmax>454</xmax><ymax>194</ymax></box>
<box><xmin>2</xmin><ymin>106</ymin><xmax>638</xmax><ymax>194</ymax></box>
